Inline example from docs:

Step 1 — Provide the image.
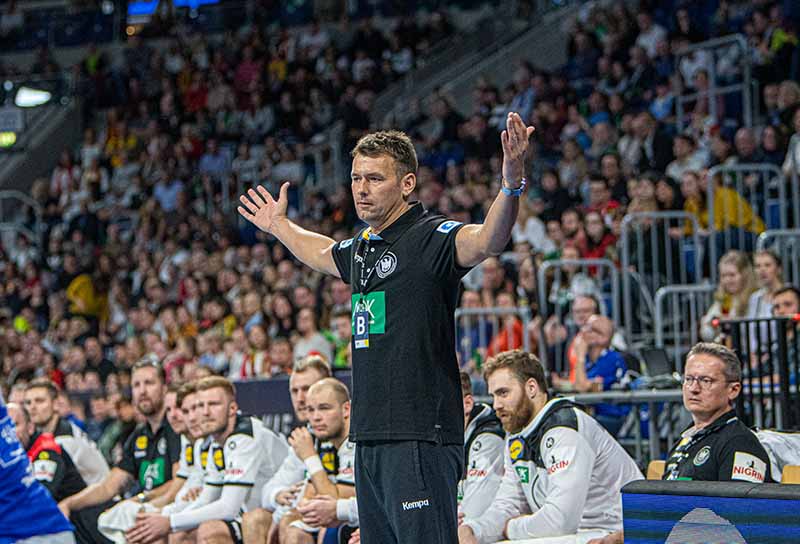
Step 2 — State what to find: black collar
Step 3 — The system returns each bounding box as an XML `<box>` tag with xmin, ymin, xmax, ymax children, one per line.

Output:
<box><xmin>374</xmin><ymin>202</ymin><xmax>424</xmax><ymax>243</ymax></box>
<box><xmin>690</xmin><ymin>409</ymin><xmax>738</xmax><ymax>435</ymax></box>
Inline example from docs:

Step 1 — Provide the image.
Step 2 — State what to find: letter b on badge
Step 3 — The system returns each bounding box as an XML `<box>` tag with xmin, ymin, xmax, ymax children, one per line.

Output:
<box><xmin>354</xmin><ymin>310</ymin><xmax>370</xmax><ymax>349</ymax></box>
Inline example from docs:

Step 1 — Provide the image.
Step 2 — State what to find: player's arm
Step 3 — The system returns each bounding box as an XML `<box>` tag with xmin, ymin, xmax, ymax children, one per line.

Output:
<box><xmin>60</xmin><ymin>467</ymin><xmax>132</xmax><ymax>513</ymax></box>
<box><xmin>461</xmin><ymin>448</ymin><xmax>529</xmax><ymax>543</ymax></box>
<box><xmin>238</xmin><ymin>183</ymin><xmax>340</xmax><ymax>277</ymax></box>
<box><xmin>169</xmin><ymin>484</ymin><xmax>249</xmax><ymax>531</ymax></box>
<box><xmin>505</xmin><ymin>428</ymin><xmax>594</xmax><ymax>540</ymax></box>
<box><xmin>32</xmin><ymin>450</ymin><xmax>67</xmax><ymax>499</ymax></box>
<box><xmin>455</xmin><ymin>112</ymin><xmax>534</xmax><ymax>268</ymax></box>
<box><xmin>149</xmin><ymin>471</ymin><xmax>186</xmax><ymax>507</ymax></box>
<box><xmin>717</xmin><ymin>433</ymin><xmax>770</xmax><ymax>483</ymax></box>
<box><xmin>261</xmin><ymin>450</ymin><xmax>306</xmax><ymax>510</ymax></box>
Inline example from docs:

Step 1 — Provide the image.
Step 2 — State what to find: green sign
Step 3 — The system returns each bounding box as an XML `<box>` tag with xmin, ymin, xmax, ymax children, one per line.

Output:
<box><xmin>515</xmin><ymin>465</ymin><xmax>530</xmax><ymax>484</ymax></box>
<box><xmin>351</xmin><ymin>292</ymin><xmax>385</xmax><ymax>334</ymax></box>
<box><xmin>139</xmin><ymin>458</ymin><xmax>166</xmax><ymax>490</ymax></box>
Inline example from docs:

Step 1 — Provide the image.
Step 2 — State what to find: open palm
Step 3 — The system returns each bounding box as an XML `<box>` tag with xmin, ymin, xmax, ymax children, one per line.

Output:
<box><xmin>238</xmin><ymin>182</ymin><xmax>290</xmax><ymax>234</ymax></box>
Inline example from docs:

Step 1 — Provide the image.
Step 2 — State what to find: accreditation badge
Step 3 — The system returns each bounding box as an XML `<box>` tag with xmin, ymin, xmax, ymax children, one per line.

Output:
<box><xmin>353</xmin><ymin>310</ymin><xmax>370</xmax><ymax>349</ymax></box>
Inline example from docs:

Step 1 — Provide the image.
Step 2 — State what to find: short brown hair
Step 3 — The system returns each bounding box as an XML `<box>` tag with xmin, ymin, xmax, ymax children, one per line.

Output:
<box><xmin>686</xmin><ymin>342</ymin><xmax>742</xmax><ymax>382</ymax></box>
<box><xmin>25</xmin><ymin>378</ymin><xmax>58</xmax><ymax>399</ymax></box>
<box><xmin>176</xmin><ymin>382</ymin><xmax>198</xmax><ymax>408</ymax></box>
<box><xmin>195</xmin><ymin>376</ymin><xmax>236</xmax><ymax>399</ymax></box>
<box><xmin>460</xmin><ymin>372</ymin><xmax>473</xmax><ymax>397</ymax></box>
<box><xmin>308</xmin><ymin>378</ymin><xmax>350</xmax><ymax>404</ymax></box>
<box><xmin>351</xmin><ymin>130</ymin><xmax>418</xmax><ymax>180</ymax></box>
<box><xmin>483</xmin><ymin>350</ymin><xmax>548</xmax><ymax>392</ymax></box>
<box><xmin>293</xmin><ymin>354</ymin><xmax>332</xmax><ymax>378</ymax></box>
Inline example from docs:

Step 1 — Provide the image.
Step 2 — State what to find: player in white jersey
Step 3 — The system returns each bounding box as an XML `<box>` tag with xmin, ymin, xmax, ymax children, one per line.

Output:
<box><xmin>459</xmin><ymin>350</ymin><xmax>642</xmax><ymax>544</ymax></box>
<box><xmin>163</xmin><ymin>382</ymin><xmax>207</xmax><ymax>513</ymax></box>
<box><xmin>242</xmin><ymin>354</ymin><xmax>332</xmax><ymax>543</ymax></box>
<box><xmin>127</xmin><ymin>376</ymin><xmax>288</xmax><ymax>544</ymax></box>
<box><xmin>24</xmin><ymin>378</ymin><xmax>110</xmax><ymax>485</ymax></box>
<box><xmin>280</xmin><ymin>378</ymin><xmax>356</xmax><ymax>544</ymax></box>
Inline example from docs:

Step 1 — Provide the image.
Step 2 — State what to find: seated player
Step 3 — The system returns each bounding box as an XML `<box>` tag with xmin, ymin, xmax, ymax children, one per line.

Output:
<box><xmin>243</xmin><ymin>355</ymin><xmax>332</xmax><ymax>544</ymax></box>
<box><xmin>459</xmin><ymin>350</ymin><xmax>642</xmax><ymax>544</ymax></box>
<box><xmin>280</xmin><ymin>378</ymin><xmax>356</xmax><ymax>544</ymax></box>
<box><xmin>8</xmin><ymin>402</ymin><xmax>87</xmax><ymax>503</ymax></box>
<box><xmin>459</xmin><ymin>371</ymin><xmax>505</xmax><ymax>520</ymax></box>
<box><xmin>127</xmin><ymin>376</ymin><xmax>289</xmax><ymax>544</ymax></box>
<box><xmin>24</xmin><ymin>378</ymin><xmax>110</xmax><ymax>485</ymax></box>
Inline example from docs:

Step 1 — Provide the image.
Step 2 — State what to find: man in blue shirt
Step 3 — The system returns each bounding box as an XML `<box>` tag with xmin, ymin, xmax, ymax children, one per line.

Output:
<box><xmin>572</xmin><ymin>314</ymin><xmax>629</xmax><ymax>435</ymax></box>
<box><xmin>0</xmin><ymin>392</ymin><xmax>75</xmax><ymax>544</ymax></box>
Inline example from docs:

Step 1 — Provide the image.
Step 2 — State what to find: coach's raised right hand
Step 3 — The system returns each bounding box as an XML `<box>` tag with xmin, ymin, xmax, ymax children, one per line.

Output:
<box><xmin>238</xmin><ymin>182</ymin><xmax>290</xmax><ymax>234</ymax></box>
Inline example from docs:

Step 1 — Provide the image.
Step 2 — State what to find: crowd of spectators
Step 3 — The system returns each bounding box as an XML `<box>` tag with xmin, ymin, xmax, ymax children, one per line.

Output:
<box><xmin>1</xmin><ymin>0</ymin><xmax>800</xmax><ymax>445</ymax></box>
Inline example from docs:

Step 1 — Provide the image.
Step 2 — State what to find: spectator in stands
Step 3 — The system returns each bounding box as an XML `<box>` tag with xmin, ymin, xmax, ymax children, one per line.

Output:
<box><xmin>701</xmin><ymin>250</ymin><xmax>757</xmax><ymax>342</ymax></box>
<box><xmin>585</xmin><ymin>176</ymin><xmax>621</xmax><ymax>226</ymax></box>
<box><xmin>579</xmin><ymin>210</ymin><xmax>617</xmax><ymax>267</ymax></box>
<box><xmin>759</xmin><ymin>125</ymin><xmax>786</xmax><ymax>167</ymax></box>
<box><xmin>733</xmin><ymin>127</ymin><xmax>766</xmax><ymax>164</ymax></box>
<box><xmin>747</xmin><ymin>250</ymin><xmax>784</xmax><ymax>322</ymax></box>
<box><xmin>557</xmin><ymin>138</ymin><xmax>589</xmax><ymax>198</ymax></box>
<box><xmin>772</xmin><ymin>286</ymin><xmax>800</xmax><ymax>374</ymax></box>
<box><xmin>665</xmin><ymin>134</ymin><xmax>706</xmax><ymax>182</ymax></box>
<box><xmin>781</xmin><ymin>106</ymin><xmax>800</xmax><ymax>178</ymax></box>
<box><xmin>487</xmin><ymin>292</ymin><xmax>524</xmax><ymax>358</ymax></box>
<box><xmin>293</xmin><ymin>307</ymin><xmax>333</xmax><ymax>363</ymax></box>
<box><xmin>635</xmin><ymin>11</ymin><xmax>667</xmax><ymax>59</ymax></box>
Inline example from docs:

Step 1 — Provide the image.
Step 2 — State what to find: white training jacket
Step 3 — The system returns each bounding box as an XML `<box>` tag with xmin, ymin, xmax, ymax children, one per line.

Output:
<box><xmin>459</xmin><ymin>403</ymin><xmax>505</xmax><ymax>520</ymax></box>
<box><xmin>53</xmin><ymin>417</ymin><xmax>110</xmax><ymax>485</ymax></box>
<box><xmin>464</xmin><ymin>398</ymin><xmax>642</xmax><ymax>543</ymax></box>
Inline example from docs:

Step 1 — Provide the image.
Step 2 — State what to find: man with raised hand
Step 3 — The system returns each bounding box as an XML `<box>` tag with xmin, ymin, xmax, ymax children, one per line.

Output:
<box><xmin>238</xmin><ymin>112</ymin><xmax>534</xmax><ymax>543</ymax></box>
<box><xmin>24</xmin><ymin>378</ymin><xmax>110</xmax><ymax>485</ymax></box>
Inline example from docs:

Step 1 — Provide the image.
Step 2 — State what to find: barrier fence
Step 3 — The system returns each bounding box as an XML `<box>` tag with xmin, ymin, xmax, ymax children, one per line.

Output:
<box><xmin>654</xmin><ymin>283</ymin><xmax>716</xmax><ymax>373</ymax></box>
<box><xmin>536</xmin><ymin>258</ymin><xmax>619</xmax><ymax>374</ymax></box>
<box><xmin>706</xmin><ymin>163</ymin><xmax>786</xmax><ymax>282</ymax></box>
<box><xmin>454</xmin><ymin>306</ymin><xmax>532</xmax><ymax>378</ymax></box>
<box><xmin>721</xmin><ymin>316</ymin><xmax>800</xmax><ymax>430</ymax></box>
<box><xmin>0</xmin><ymin>190</ymin><xmax>44</xmax><ymax>248</ymax></box>
<box><xmin>757</xmin><ymin>229</ymin><xmax>800</xmax><ymax>287</ymax></box>
<box><xmin>620</xmin><ymin>211</ymin><xmax>703</xmax><ymax>347</ymax></box>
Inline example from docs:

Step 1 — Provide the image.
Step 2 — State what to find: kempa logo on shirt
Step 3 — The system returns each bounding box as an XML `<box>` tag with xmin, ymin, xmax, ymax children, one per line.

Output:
<box><xmin>402</xmin><ymin>499</ymin><xmax>430</xmax><ymax>511</ymax></box>
<box><xmin>731</xmin><ymin>452</ymin><xmax>766</xmax><ymax>483</ymax></box>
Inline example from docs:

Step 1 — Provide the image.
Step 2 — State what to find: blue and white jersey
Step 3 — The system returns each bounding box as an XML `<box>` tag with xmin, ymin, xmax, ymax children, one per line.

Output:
<box><xmin>0</xmin><ymin>395</ymin><xmax>73</xmax><ymax>543</ymax></box>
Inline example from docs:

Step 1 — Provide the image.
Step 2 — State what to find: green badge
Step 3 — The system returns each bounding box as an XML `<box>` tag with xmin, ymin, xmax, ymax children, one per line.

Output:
<box><xmin>351</xmin><ymin>292</ymin><xmax>385</xmax><ymax>334</ymax></box>
<box><xmin>139</xmin><ymin>458</ymin><xmax>166</xmax><ymax>490</ymax></box>
<box><xmin>515</xmin><ymin>465</ymin><xmax>530</xmax><ymax>483</ymax></box>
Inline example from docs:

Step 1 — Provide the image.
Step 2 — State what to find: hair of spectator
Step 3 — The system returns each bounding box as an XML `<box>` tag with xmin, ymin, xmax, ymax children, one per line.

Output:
<box><xmin>562</xmin><ymin>207</ymin><xmax>583</xmax><ymax>221</ymax></box>
<box><xmin>195</xmin><ymin>376</ymin><xmax>236</xmax><ymax>399</ymax></box>
<box><xmin>25</xmin><ymin>378</ymin><xmax>58</xmax><ymax>399</ymax></box>
<box><xmin>483</xmin><ymin>349</ymin><xmax>548</xmax><ymax>394</ymax></box>
<box><xmin>686</xmin><ymin>342</ymin><xmax>742</xmax><ymax>383</ymax></box>
<box><xmin>132</xmin><ymin>356</ymin><xmax>167</xmax><ymax>384</ymax></box>
<box><xmin>176</xmin><ymin>382</ymin><xmax>197</xmax><ymax>408</ymax></box>
<box><xmin>331</xmin><ymin>307</ymin><xmax>351</xmax><ymax>321</ymax></box>
<box><xmin>460</xmin><ymin>372</ymin><xmax>473</xmax><ymax>397</ymax></box>
<box><xmin>351</xmin><ymin>130</ymin><xmax>418</xmax><ymax>181</ymax></box>
<box><xmin>716</xmin><ymin>250</ymin><xmax>756</xmax><ymax>302</ymax></box>
<box><xmin>755</xmin><ymin>249</ymin><xmax>783</xmax><ymax>273</ymax></box>
<box><xmin>308</xmin><ymin>377</ymin><xmax>350</xmax><ymax>404</ymax></box>
<box><xmin>575</xmin><ymin>293</ymin><xmax>601</xmax><ymax>313</ymax></box>
<box><xmin>292</xmin><ymin>354</ymin><xmax>332</xmax><ymax>378</ymax></box>
<box><xmin>774</xmin><ymin>285</ymin><xmax>800</xmax><ymax>305</ymax></box>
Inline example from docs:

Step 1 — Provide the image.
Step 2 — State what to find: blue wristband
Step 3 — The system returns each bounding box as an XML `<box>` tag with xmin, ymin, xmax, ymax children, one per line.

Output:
<box><xmin>501</xmin><ymin>177</ymin><xmax>527</xmax><ymax>197</ymax></box>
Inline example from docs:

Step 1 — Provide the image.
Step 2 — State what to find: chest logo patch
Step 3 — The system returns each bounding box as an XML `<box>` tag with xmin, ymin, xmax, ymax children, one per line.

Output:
<box><xmin>136</xmin><ymin>436</ymin><xmax>148</xmax><ymax>450</ymax></box>
<box><xmin>509</xmin><ymin>438</ymin><xmax>524</xmax><ymax>461</ymax></box>
<box><xmin>157</xmin><ymin>438</ymin><xmax>167</xmax><ymax>455</ymax></box>
<box><xmin>515</xmin><ymin>465</ymin><xmax>530</xmax><ymax>483</ymax></box>
<box><xmin>375</xmin><ymin>252</ymin><xmax>397</xmax><ymax>279</ymax></box>
<box><xmin>693</xmin><ymin>446</ymin><xmax>711</xmax><ymax>466</ymax></box>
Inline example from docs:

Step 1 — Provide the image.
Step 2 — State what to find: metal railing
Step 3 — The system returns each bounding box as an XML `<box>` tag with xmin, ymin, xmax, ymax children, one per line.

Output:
<box><xmin>674</xmin><ymin>34</ymin><xmax>753</xmax><ymax>131</ymax></box>
<box><xmin>706</xmin><ymin>163</ymin><xmax>786</xmax><ymax>283</ymax></box>
<box><xmin>455</xmin><ymin>306</ymin><xmax>532</xmax><ymax>371</ymax></box>
<box><xmin>536</xmin><ymin>258</ymin><xmax>620</xmax><ymax>373</ymax></box>
<box><xmin>0</xmin><ymin>190</ymin><xmax>44</xmax><ymax>247</ymax></box>
<box><xmin>654</xmin><ymin>283</ymin><xmax>716</xmax><ymax>373</ymax></box>
<box><xmin>757</xmin><ymin>229</ymin><xmax>800</xmax><ymax>287</ymax></box>
<box><xmin>620</xmin><ymin>212</ymin><xmax>703</xmax><ymax>347</ymax></box>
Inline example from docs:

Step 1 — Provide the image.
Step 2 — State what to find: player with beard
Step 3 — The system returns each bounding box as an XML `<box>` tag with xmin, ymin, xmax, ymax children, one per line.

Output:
<box><xmin>127</xmin><ymin>376</ymin><xmax>288</xmax><ymax>544</ymax></box>
<box><xmin>59</xmin><ymin>358</ymin><xmax>182</xmax><ymax>544</ymax></box>
<box><xmin>280</xmin><ymin>378</ymin><xmax>356</xmax><ymax>544</ymax></box>
<box><xmin>458</xmin><ymin>350</ymin><xmax>641</xmax><ymax>544</ymax></box>
<box><xmin>8</xmin><ymin>402</ymin><xmax>87</xmax><ymax>503</ymax></box>
<box><xmin>242</xmin><ymin>355</ymin><xmax>332</xmax><ymax>544</ymax></box>
<box><xmin>24</xmin><ymin>378</ymin><xmax>110</xmax><ymax>485</ymax></box>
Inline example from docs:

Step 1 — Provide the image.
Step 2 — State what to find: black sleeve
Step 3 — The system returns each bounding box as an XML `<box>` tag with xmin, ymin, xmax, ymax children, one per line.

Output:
<box><xmin>423</xmin><ymin>220</ymin><xmax>473</xmax><ymax>280</ymax></box>
<box><xmin>117</xmin><ymin>432</ymin><xmax>137</xmax><ymax>477</ymax></box>
<box><xmin>716</xmin><ymin>431</ymin><xmax>772</xmax><ymax>483</ymax></box>
<box><xmin>31</xmin><ymin>450</ymin><xmax>67</xmax><ymax>501</ymax></box>
<box><xmin>331</xmin><ymin>236</ymin><xmax>356</xmax><ymax>284</ymax></box>
<box><xmin>166</xmin><ymin>426</ymin><xmax>183</xmax><ymax>476</ymax></box>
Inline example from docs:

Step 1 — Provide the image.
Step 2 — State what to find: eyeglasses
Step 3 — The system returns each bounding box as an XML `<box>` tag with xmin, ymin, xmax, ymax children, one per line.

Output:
<box><xmin>681</xmin><ymin>375</ymin><xmax>738</xmax><ymax>390</ymax></box>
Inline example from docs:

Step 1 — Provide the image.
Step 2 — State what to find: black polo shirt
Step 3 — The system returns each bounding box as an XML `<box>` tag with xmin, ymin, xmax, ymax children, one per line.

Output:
<box><xmin>28</xmin><ymin>432</ymin><xmax>87</xmax><ymax>502</ymax></box>
<box><xmin>663</xmin><ymin>410</ymin><xmax>772</xmax><ymax>483</ymax></box>
<box><xmin>332</xmin><ymin>202</ymin><xmax>472</xmax><ymax>444</ymax></box>
<box><xmin>117</xmin><ymin>416</ymin><xmax>182</xmax><ymax>492</ymax></box>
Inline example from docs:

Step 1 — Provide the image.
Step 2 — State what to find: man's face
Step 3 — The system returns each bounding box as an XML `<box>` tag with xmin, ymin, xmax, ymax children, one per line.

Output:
<box><xmin>773</xmin><ymin>291</ymin><xmax>800</xmax><ymax>317</ymax></box>
<box><xmin>331</xmin><ymin>280</ymin><xmax>350</xmax><ymax>306</ymax></box>
<box><xmin>582</xmin><ymin>315</ymin><xmax>613</xmax><ymax>349</ymax></box>
<box><xmin>85</xmin><ymin>338</ymin><xmax>102</xmax><ymax>361</ymax></box>
<box><xmin>198</xmin><ymin>387</ymin><xmax>234</xmax><ymax>437</ymax></box>
<box><xmin>131</xmin><ymin>367</ymin><xmax>165</xmax><ymax>417</ymax></box>
<box><xmin>600</xmin><ymin>155</ymin><xmax>619</xmax><ymax>180</ymax></box>
<box><xmin>754</xmin><ymin>254</ymin><xmax>779</xmax><ymax>287</ymax></box>
<box><xmin>8</xmin><ymin>405</ymin><xmax>32</xmax><ymax>447</ymax></box>
<box><xmin>572</xmin><ymin>296</ymin><xmax>598</xmax><ymax>327</ymax></box>
<box><xmin>165</xmin><ymin>392</ymin><xmax>185</xmax><ymax>435</ymax></box>
<box><xmin>461</xmin><ymin>291</ymin><xmax>481</xmax><ymax>309</ymax></box>
<box><xmin>588</xmin><ymin>182</ymin><xmax>609</xmax><ymax>207</ymax></box>
<box><xmin>351</xmin><ymin>154</ymin><xmax>412</xmax><ymax>226</ymax></box>
<box><xmin>182</xmin><ymin>392</ymin><xmax>204</xmax><ymax>439</ymax></box>
<box><xmin>332</xmin><ymin>316</ymin><xmax>351</xmax><ymax>342</ymax></box>
<box><xmin>23</xmin><ymin>387</ymin><xmax>55</xmax><ymax>427</ymax></box>
<box><xmin>488</xmin><ymin>368</ymin><xmax>535</xmax><ymax>434</ymax></box>
<box><xmin>562</xmin><ymin>212</ymin><xmax>581</xmax><ymax>237</ymax></box>
<box><xmin>290</xmin><ymin>369</ymin><xmax>325</xmax><ymax>422</ymax></box>
<box><xmin>306</xmin><ymin>387</ymin><xmax>349</xmax><ymax>441</ymax></box>
<box><xmin>682</xmin><ymin>354</ymin><xmax>740</xmax><ymax>422</ymax></box>
<box><xmin>269</xmin><ymin>341</ymin><xmax>292</xmax><ymax>367</ymax></box>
